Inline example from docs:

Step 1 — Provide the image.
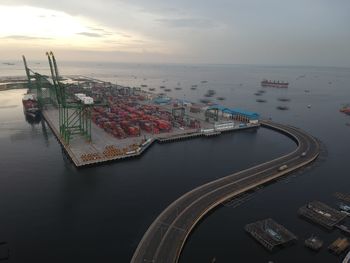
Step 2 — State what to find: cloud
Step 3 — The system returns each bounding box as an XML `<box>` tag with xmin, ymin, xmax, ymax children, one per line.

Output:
<box><xmin>76</xmin><ymin>32</ymin><xmax>103</xmax><ymax>38</ymax></box>
<box><xmin>88</xmin><ymin>26</ymin><xmax>109</xmax><ymax>33</ymax></box>
<box><xmin>2</xmin><ymin>35</ymin><xmax>52</xmax><ymax>40</ymax></box>
<box><xmin>156</xmin><ymin>18</ymin><xmax>217</xmax><ymax>28</ymax></box>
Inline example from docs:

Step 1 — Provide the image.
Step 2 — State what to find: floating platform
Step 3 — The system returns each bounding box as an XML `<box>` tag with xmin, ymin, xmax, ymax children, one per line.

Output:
<box><xmin>298</xmin><ymin>201</ymin><xmax>347</xmax><ymax>229</ymax></box>
<box><xmin>245</xmin><ymin>218</ymin><xmax>297</xmax><ymax>251</ymax></box>
<box><xmin>328</xmin><ymin>237</ymin><xmax>350</xmax><ymax>255</ymax></box>
<box><xmin>304</xmin><ymin>235</ymin><xmax>323</xmax><ymax>251</ymax></box>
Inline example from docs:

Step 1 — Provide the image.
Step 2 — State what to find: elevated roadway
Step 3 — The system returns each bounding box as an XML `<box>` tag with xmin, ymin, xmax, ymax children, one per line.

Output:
<box><xmin>131</xmin><ymin>120</ymin><xmax>320</xmax><ymax>263</ymax></box>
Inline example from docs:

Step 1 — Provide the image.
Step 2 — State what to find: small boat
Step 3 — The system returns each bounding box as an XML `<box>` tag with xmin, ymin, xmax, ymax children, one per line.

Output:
<box><xmin>277</xmin><ymin>106</ymin><xmax>289</xmax><ymax>110</ymax></box>
<box><xmin>305</xmin><ymin>235</ymin><xmax>323</xmax><ymax>251</ymax></box>
<box><xmin>307</xmin><ymin>105</ymin><xmax>312</xmax><ymax>108</ymax></box>
<box><xmin>205</xmin><ymin>89</ymin><xmax>216</xmax><ymax>96</ymax></box>
<box><xmin>200</xmin><ymin>98</ymin><xmax>211</xmax><ymax>104</ymax></box>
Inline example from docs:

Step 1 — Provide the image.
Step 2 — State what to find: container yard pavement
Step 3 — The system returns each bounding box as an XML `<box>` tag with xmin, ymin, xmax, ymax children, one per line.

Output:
<box><xmin>43</xmin><ymin>106</ymin><xmax>258</xmax><ymax>166</ymax></box>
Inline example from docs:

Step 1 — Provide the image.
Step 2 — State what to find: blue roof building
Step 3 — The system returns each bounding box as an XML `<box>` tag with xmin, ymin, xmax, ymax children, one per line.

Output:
<box><xmin>154</xmin><ymin>97</ymin><xmax>171</xmax><ymax>104</ymax></box>
<box><xmin>207</xmin><ymin>105</ymin><xmax>259</xmax><ymax>120</ymax></box>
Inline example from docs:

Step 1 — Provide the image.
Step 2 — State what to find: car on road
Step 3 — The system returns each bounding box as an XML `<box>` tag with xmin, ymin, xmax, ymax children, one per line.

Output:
<box><xmin>300</xmin><ymin>152</ymin><xmax>307</xmax><ymax>157</ymax></box>
<box><xmin>278</xmin><ymin>165</ymin><xmax>288</xmax><ymax>171</ymax></box>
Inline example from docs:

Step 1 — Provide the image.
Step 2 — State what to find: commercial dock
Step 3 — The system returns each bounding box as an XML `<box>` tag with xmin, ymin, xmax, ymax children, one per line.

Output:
<box><xmin>21</xmin><ymin>53</ymin><xmax>321</xmax><ymax>262</ymax></box>
<box><xmin>22</xmin><ymin>53</ymin><xmax>260</xmax><ymax>167</ymax></box>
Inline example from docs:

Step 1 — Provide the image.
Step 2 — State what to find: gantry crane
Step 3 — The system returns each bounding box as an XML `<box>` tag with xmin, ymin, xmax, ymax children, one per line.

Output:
<box><xmin>45</xmin><ymin>51</ymin><xmax>93</xmax><ymax>144</ymax></box>
<box><xmin>23</xmin><ymin>53</ymin><xmax>93</xmax><ymax>144</ymax></box>
<box><xmin>22</xmin><ymin>55</ymin><xmax>54</xmax><ymax>107</ymax></box>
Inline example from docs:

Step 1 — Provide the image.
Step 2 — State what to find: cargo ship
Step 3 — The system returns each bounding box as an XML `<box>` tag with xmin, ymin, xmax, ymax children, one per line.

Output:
<box><xmin>22</xmin><ymin>93</ymin><xmax>40</xmax><ymax>118</ymax></box>
<box><xmin>261</xmin><ymin>79</ymin><xmax>289</xmax><ymax>88</ymax></box>
<box><xmin>340</xmin><ymin>106</ymin><xmax>350</xmax><ymax>115</ymax></box>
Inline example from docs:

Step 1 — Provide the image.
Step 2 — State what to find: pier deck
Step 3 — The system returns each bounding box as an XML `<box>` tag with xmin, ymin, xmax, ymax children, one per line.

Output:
<box><xmin>43</xmin><ymin>106</ymin><xmax>259</xmax><ymax>167</ymax></box>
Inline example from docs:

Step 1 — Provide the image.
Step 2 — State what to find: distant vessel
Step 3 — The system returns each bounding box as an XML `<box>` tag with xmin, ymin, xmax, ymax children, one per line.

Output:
<box><xmin>2</xmin><ymin>62</ymin><xmax>15</xmax><ymax>66</ymax></box>
<box><xmin>277</xmin><ymin>106</ymin><xmax>289</xmax><ymax>110</ymax></box>
<box><xmin>22</xmin><ymin>93</ymin><xmax>40</xmax><ymax>118</ymax></box>
<box><xmin>340</xmin><ymin>106</ymin><xmax>350</xmax><ymax>115</ymax></box>
<box><xmin>261</xmin><ymin>79</ymin><xmax>289</xmax><ymax>88</ymax></box>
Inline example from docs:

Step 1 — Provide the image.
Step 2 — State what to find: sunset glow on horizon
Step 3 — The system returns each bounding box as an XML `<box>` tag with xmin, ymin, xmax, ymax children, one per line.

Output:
<box><xmin>0</xmin><ymin>1</ymin><xmax>349</xmax><ymax>66</ymax></box>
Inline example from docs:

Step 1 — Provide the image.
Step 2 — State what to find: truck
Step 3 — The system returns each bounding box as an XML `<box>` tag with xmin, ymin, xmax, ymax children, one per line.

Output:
<box><xmin>278</xmin><ymin>165</ymin><xmax>288</xmax><ymax>171</ymax></box>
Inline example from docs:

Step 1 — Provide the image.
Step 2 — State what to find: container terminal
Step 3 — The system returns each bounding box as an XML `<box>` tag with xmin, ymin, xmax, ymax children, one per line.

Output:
<box><xmin>21</xmin><ymin>53</ymin><xmax>260</xmax><ymax>167</ymax></box>
<box><xmin>245</xmin><ymin>218</ymin><xmax>297</xmax><ymax>251</ymax></box>
<box><xmin>298</xmin><ymin>201</ymin><xmax>347</xmax><ymax>229</ymax></box>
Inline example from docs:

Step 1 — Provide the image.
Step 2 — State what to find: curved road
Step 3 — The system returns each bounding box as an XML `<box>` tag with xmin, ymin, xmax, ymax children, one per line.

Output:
<box><xmin>131</xmin><ymin>120</ymin><xmax>320</xmax><ymax>263</ymax></box>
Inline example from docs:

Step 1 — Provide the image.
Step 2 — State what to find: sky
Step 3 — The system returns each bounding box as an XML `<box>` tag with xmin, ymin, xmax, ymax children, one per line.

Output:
<box><xmin>0</xmin><ymin>0</ymin><xmax>349</xmax><ymax>66</ymax></box>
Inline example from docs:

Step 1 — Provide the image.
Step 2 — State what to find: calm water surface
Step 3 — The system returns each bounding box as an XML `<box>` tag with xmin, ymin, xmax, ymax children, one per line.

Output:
<box><xmin>0</xmin><ymin>63</ymin><xmax>349</xmax><ymax>262</ymax></box>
